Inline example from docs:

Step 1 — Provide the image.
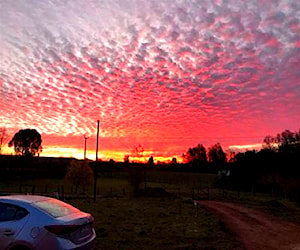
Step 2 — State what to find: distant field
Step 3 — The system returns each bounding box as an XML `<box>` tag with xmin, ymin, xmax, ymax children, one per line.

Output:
<box><xmin>0</xmin><ymin>171</ymin><xmax>218</xmax><ymax>197</ymax></box>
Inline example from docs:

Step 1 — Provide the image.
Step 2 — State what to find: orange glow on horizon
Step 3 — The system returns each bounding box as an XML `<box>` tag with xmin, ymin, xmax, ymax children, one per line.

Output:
<box><xmin>1</xmin><ymin>145</ymin><xmax>183</xmax><ymax>163</ymax></box>
<box><xmin>2</xmin><ymin>142</ymin><xmax>268</xmax><ymax>163</ymax></box>
<box><xmin>228</xmin><ymin>144</ymin><xmax>262</xmax><ymax>151</ymax></box>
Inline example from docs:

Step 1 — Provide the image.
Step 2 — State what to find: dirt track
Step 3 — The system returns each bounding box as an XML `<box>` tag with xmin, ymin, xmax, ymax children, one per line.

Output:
<box><xmin>198</xmin><ymin>201</ymin><xmax>300</xmax><ymax>250</ymax></box>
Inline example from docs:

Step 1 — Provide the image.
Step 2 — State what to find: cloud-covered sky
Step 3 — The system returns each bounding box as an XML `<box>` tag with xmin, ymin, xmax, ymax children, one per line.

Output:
<box><xmin>0</xmin><ymin>0</ymin><xmax>299</xmax><ymax>161</ymax></box>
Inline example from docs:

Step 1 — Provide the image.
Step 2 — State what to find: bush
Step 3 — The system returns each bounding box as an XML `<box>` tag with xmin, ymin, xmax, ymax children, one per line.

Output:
<box><xmin>65</xmin><ymin>160</ymin><xmax>93</xmax><ymax>193</ymax></box>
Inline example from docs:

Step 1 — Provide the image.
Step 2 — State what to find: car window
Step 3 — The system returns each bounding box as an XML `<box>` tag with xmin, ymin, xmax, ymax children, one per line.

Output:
<box><xmin>15</xmin><ymin>207</ymin><xmax>29</xmax><ymax>220</ymax></box>
<box><xmin>34</xmin><ymin>199</ymin><xmax>79</xmax><ymax>218</ymax></box>
<box><xmin>0</xmin><ymin>203</ymin><xmax>29</xmax><ymax>222</ymax></box>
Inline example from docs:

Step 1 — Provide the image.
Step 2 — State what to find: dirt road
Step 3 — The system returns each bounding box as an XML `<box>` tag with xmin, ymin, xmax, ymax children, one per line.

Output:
<box><xmin>198</xmin><ymin>200</ymin><xmax>300</xmax><ymax>250</ymax></box>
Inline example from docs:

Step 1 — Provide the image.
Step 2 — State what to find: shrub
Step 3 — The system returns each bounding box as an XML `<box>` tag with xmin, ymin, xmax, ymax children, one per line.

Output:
<box><xmin>65</xmin><ymin>160</ymin><xmax>93</xmax><ymax>193</ymax></box>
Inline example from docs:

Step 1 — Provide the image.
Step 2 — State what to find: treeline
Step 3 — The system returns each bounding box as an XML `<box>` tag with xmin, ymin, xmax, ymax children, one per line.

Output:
<box><xmin>179</xmin><ymin>142</ymin><xmax>226</xmax><ymax>173</ymax></box>
<box><xmin>224</xmin><ymin>129</ymin><xmax>300</xmax><ymax>202</ymax></box>
<box><xmin>1</xmin><ymin>127</ymin><xmax>300</xmax><ymax>202</ymax></box>
<box><xmin>175</xmin><ymin>129</ymin><xmax>300</xmax><ymax>176</ymax></box>
<box><xmin>233</xmin><ymin>131</ymin><xmax>300</xmax><ymax>179</ymax></box>
<box><xmin>156</xmin><ymin>129</ymin><xmax>300</xmax><ymax>202</ymax></box>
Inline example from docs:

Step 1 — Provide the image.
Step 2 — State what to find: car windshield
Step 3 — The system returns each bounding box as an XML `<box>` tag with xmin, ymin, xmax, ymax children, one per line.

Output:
<box><xmin>34</xmin><ymin>199</ymin><xmax>80</xmax><ymax>218</ymax></box>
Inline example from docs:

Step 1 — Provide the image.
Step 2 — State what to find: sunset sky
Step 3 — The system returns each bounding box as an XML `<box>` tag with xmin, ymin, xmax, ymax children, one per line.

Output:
<box><xmin>0</xmin><ymin>0</ymin><xmax>299</xmax><ymax>162</ymax></box>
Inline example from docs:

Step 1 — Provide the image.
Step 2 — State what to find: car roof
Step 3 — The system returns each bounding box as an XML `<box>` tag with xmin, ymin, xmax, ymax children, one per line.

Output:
<box><xmin>0</xmin><ymin>195</ymin><xmax>52</xmax><ymax>204</ymax></box>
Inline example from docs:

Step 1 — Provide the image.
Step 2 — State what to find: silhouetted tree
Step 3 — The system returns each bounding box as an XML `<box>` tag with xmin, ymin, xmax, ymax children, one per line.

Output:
<box><xmin>263</xmin><ymin>129</ymin><xmax>300</xmax><ymax>153</ymax></box>
<box><xmin>0</xmin><ymin>127</ymin><xmax>9</xmax><ymax>155</ymax></box>
<box><xmin>278</xmin><ymin>130</ymin><xmax>295</xmax><ymax>145</ymax></box>
<box><xmin>263</xmin><ymin>135</ymin><xmax>277</xmax><ymax>151</ymax></box>
<box><xmin>172</xmin><ymin>157</ymin><xmax>177</xmax><ymax>164</ymax></box>
<box><xmin>229</xmin><ymin>128</ymin><xmax>300</xmax><ymax>196</ymax></box>
<box><xmin>277</xmin><ymin>130</ymin><xmax>300</xmax><ymax>153</ymax></box>
<box><xmin>8</xmin><ymin>129</ymin><xmax>42</xmax><ymax>157</ymax></box>
<box><xmin>208</xmin><ymin>143</ymin><xmax>226</xmax><ymax>170</ymax></box>
<box><xmin>147</xmin><ymin>156</ymin><xmax>154</xmax><ymax>166</ymax></box>
<box><xmin>124</xmin><ymin>154</ymin><xmax>130</xmax><ymax>163</ymax></box>
<box><xmin>132</xmin><ymin>144</ymin><xmax>144</xmax><ymax>162</ymax></box>
<box><xmin>184</xmin><ymin>144</ymin><xmax>207</xmax><ymax>167</ymax></box>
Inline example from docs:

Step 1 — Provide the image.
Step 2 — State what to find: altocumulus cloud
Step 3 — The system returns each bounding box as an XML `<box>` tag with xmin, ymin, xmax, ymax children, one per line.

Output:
<box><xmin>0</xmin><ymin>0</ymin><xmax>299</xmax><ymax>159</ymax></box>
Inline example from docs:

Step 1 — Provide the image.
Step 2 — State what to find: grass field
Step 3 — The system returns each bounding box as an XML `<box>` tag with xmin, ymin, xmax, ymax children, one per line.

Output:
<box><xmin>70</xmin><ymin>197</ymin><xmax>242</xmax><ymax>249</ymax></box>
<box><xmin>0</xmin><ymin>172</ymin><xmax>243</xmax><ymax>249</ymax></box>
<box><xmin>0</xmin><ymin>171</ymin><xmax>218</xmax><ymax>197</ymax></box>
<box><xmin>1</xmin><ymin>171</ymin><xmax>300</xmax><ymax>249</ymax></box>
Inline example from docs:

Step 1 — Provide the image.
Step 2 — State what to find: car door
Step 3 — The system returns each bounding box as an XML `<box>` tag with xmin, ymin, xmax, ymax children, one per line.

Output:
<box><xmin>0</xmin><ymin>202</ymin><xmax>29</xmax><ymax>249</ymax></box>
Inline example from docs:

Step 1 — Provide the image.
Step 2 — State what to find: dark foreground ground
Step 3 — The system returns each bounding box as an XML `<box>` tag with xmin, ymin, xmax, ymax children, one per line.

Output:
<box><xmin>2</xmin><ymin>175</ymin><xmax>300</xmax><ymax>249</ymax></box>
<box><xmin>70</xmin><ymin>197</ymin><xmax>242</xmax><ymax>250</ymax></box>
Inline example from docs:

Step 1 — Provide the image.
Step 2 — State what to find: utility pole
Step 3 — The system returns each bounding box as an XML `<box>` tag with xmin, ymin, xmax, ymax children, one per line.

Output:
<box><xmin>84</xmin><ymin>136</ymin><xmax>89</xmax><ymax>160</ymax></box>
<box><xmin>94</xmin><ymin>120</ymin><xmax>100</xmax><ymax>202</ymax></box>
<box><xmin>96</xmin><ymin>120</ymin><xmax>99</xmax><ymax>161</ymax></box>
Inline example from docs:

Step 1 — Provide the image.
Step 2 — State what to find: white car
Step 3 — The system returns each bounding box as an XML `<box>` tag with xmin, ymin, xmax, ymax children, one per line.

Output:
<box><xmin>0</xmin><ymin>195</ymin><xmax>96</xmax><ymax>250</ymax></box>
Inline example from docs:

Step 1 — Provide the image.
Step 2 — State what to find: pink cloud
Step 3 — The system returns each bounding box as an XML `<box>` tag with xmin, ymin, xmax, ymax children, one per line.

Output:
<box><xmin>0</xmin><ymin>0</ymin><xmax>299</xmax><ymax>160</ymax></box>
